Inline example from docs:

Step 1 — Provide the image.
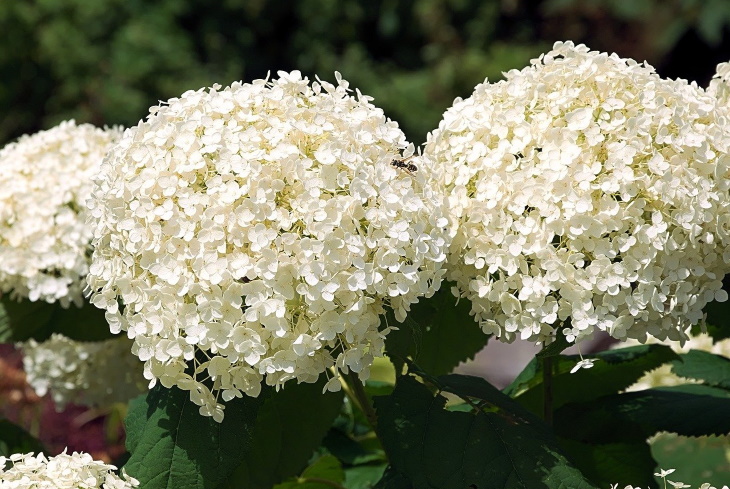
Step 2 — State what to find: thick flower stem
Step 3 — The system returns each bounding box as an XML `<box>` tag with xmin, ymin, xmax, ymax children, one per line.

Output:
<box><xmin>542</xmin><ymin>355</ymin><xmax>553</xmax><ymax>426</ymax></box>
<box><xmin>341</xmin><ymin>370</ymin><xmax>379</xmax><ymax>431</ymax></box>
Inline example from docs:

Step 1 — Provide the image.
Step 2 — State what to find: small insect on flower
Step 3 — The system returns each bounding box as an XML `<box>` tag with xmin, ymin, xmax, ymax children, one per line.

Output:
<box><xmin>390</xmin><ymin>155</ymin><xmax>418</xmax><ymax>173</ymax></box>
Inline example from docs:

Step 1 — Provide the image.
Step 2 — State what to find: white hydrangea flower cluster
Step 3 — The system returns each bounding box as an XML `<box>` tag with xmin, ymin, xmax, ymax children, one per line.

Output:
<box><xmin>19</xmin><ymin>333</ymin><xmax>146</xmax><ymax>410</ymax></box>
<box><xmin>613</xmin><ymin>468</ymin><xmax>729</xmax><ymax>489</ymax></box>
<box><xmin>708</xmin><ymin>61</ymin><xmax>730</xmax><ymax>106</ymax></box>
<box><xmin>87</xmin><ymin>71</ymin><xmax>450</xmax><ymax>421</ymax></box>
<box><xmin>0</xmin><ymin>120</ymin><xmax>121</xmax><ymax>307</ymax></box>
<box><xmin>616</xmin><ymin>333</ymin><xmax>730</xmax><ymax>391</ymax></box>
<box><xmin>425</xmin><ymin>41</ymin><xmax>730</xmax><ymax>345</ymax></box>
<box><xmin>0</xmin><ymin>450</ymin><xmax>138</xmax><ymax>489</ymax></box>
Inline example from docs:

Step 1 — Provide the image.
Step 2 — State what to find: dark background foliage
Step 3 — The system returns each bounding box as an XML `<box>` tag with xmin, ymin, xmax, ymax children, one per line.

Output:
<box><xmin>2</xmin><ymin>0</ymin><xmax>730</xmax><ymax>147</ymax></box>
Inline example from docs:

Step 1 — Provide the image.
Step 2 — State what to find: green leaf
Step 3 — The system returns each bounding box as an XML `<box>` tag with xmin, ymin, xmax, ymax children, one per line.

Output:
<box><xmin>50</xmin><ymin>300</ymin><xmax>115</xmax><ymax>341</ymax></box>
<box><xmin>558</xmin><ymin>439</ymin><xmax>657</xmax><ymax>488</ymax></box>
<box><xmin>554</xmin><ymin>385</ymin><xmax>730</xmax><ymax>444</ymax></box>
<box><xmin>671</xmin><ymin>349</ymin><xmax>730</xmax><ymax>389</ymax></box>
<box><xmin>220</xmin><ymin>380</ymin><xmax>344</xmax><ymax>489</ymax></box>
<box><xmin>384</xmin><ymin>284</ymin><xmax>489</xmax><ymax>377</ymax></box>
<box><xmin>124</xmin><ymin>384</ymin><xmax>262</xmax><ymax>489</ymax></box>
<box><xmin>273</xmin><ymin>455</ymin><xmax>345</xmax><ymax>489</ymax></box>
<box><xmin>322</xmin><ymin>429</ymin><xmax>385</xmax><ymax>466</ymax></box>
<box><xmin>0</xmin><ymin>296</ymin><xmax>55</xmax><ymax>342</ymax></box>
<box><xmin>0</xmin><ymin>296</ymin><xmax>114</xmax><ymax>343</ymax></box>
<box><xmin>373</xmin><ymin>374</ymin><xmax>597</xmax><ymax>489</ymax></box>
<box><xmin>651</xmin><ymin>433</ymin><xmax>730</xmax><ymax>487</ymax></box>
<box><xmin>344</xmin><ymin>464</ymin><xmax>388</xmax><ymax>489</ymax></box>
<box><xmin>505</xmin><ymin>345</ymin><xmax>679</xmax><ymax>415</ymax></box>
<box><xmin>0</xmin><ymin>418</ymin><xmax>46</xmax><ymax>456</ymax></box>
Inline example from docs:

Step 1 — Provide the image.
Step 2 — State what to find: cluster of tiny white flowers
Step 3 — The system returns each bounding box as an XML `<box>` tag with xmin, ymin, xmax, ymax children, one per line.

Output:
<box><xmin>87</xmin><ymin>71</ymin><xmax>450</xmax><ymax>421</ymax></box>
<box><xmin>0</xmin><ymin>450</ymin><xmax>138</xmax><ymax>489</ymax></box>
<box><xmin>425</xmin><ymin>41</ymin><xmax>730</xmax><ymax>345</ymax></box>
<box><xmin>0</xmin><ymin>120</ymin><xmax>121</xmax><ymax>307</ymax></box>
<box><xmin>708</xmin><ymin>61</ymin><xmax>730</xmax><ymax>106</ymax></box>
<box><xmin>19</xmin><ymin>333</ymin><xmax>146</xmax><ymax>410</ymax></box>
<box><xmin>615</xmin><ymin>332</ymin><xmax>730</xmax><ymax>392</ymax></box>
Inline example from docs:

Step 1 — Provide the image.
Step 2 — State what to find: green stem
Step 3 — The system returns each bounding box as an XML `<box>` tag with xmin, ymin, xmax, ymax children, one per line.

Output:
<box><xmin>342</xmin><ymin>370</ymin><xmax>378</xmax><ymax>431</ymax></box>
<box><xmin>542</xmin><ymin>355</ymin><xmax>553</xmax><ymax>426</ymax></box>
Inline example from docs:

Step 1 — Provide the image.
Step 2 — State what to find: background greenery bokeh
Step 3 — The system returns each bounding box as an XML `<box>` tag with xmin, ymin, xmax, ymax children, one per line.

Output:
<box><xmin>3</xmin><ymin>0</ymin><xmax>730</xmax><ymax>147</ymax></box>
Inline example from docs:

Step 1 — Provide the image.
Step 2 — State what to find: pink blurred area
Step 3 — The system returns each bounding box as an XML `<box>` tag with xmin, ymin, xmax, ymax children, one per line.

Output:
<box><xmin>0</xmin><ymin>344</ymin><xmax>126</xmax><ymax>463</ymax></box>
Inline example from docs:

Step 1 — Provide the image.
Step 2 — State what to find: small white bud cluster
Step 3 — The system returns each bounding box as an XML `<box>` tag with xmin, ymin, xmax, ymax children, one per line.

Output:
<box><xmin>425</xmin><ymin>41</ymin><xmax>730</xmax><ymax>345</ymax></box>
<box><xmin>20</xmin><ymin>334</ymin><xmax>146</xmax><ymax>409</ymax></box>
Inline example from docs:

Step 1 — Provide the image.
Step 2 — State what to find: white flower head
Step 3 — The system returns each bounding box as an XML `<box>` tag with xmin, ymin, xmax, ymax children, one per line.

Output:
<box><xmin>570</xmin><ymin>357</ymin><xmax>596</xmax><ymax>374</ymax></box>
<box><xmin>0</xmin><ymin>450</ymin><xmax>139</xmax><ymax>489</ymax></box>
<box><xmin>87</xmin><ymin>71</ymin><xmax>451</xmax><ymax>420</ymax></box>
<box><xmin>0</xmin><ymin>120</ymin><xmax>121</xmax><ymax>307</ymax></box>
<box><xmin>20</xmin><ymin>333</ymin><xmax>146</xmax><ymax>410</ymax></box>
<box><xmin>425</xmin><ymin>41</ymin><xmax>730</xmax><ymax>346</ymax></box>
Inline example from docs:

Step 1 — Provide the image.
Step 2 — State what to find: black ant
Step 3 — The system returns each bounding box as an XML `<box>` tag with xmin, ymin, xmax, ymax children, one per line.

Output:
<box><xmin>390</xmin><ymin>155</ymin><xmax>418</xmax><ymax>174</ymax></box>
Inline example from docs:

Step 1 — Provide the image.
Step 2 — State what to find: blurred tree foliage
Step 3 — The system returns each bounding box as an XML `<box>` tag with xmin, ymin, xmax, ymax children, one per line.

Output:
<box><xmin>1</xmin><ymin>0</ymin><xmax>729</xmax><ymax>146</ymax></box>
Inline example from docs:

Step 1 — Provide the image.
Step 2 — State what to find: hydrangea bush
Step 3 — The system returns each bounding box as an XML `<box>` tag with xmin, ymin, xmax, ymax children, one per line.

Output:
<box><xmin>86</xmin><ymin>71</ymin><xmax>450</xmax><ymax>420</ymax></box>
<box><xmin>425</xmin><ymin>41</ymin><xmax>730</xmax><ymax>346</ymax></box>
<box><xmin>2</xmin><ymin>46</ymin><xmax>730</xmax><ymax>489</ymax></box>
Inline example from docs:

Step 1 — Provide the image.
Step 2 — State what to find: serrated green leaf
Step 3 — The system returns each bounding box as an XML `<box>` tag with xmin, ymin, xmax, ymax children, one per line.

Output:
<box><xmin>124</xmin><ymin>385</ymin><xmax>261</xmax><ymax>489</ymax></box>
<box><xmin>0</xmin><ymin>418</ymin><xmax>46</xmax><ymax>456</ymax></box>
<box><xmin>505</xmin><ymin>345</ymin><xmax>679</xmax><ymax>415</ymax></box>
<box><xmin>535</xmin><ymin>334</ymin><xmax>571</xmax><ymax>359</ymax></box>
<box><xmin>374</xmin><ymin>375</ymin><xmax>597</xmax><ymax>489</ymax></box>
<box><xmin>558</xmin><ymin>439</ymin><xmax>657</xmax><ymax>488</ymax></box>
<box><xmin>384</xmin><ymin>284</ymin><xmax>489</xmax><ymax>377</ymax></box>
<box><xmin>671</xmin><ymin>349</ymin><xmax>730</xmax><ymax>389</ymax></box>
<box><xmin>554</xmin><ymin>385</ymin><xmax>730</xmax><ymax>444</ymax></box>
<box><xmin>220</xmin><ymin>380</ymin><xmax>344</xmax><ymax>489</ymax></box>
<box><xmin>0</xmin><ymin>296</ymin><xmax>115</xmax><ymax>343</ymax></box>
<box><xmin>322</xmin><ymin>429</ymin><xmax>385</xmax><ymax>466</ymax></box>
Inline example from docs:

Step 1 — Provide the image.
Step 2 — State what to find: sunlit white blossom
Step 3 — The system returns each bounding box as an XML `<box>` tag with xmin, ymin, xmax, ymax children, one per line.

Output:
<box><xmin>20</xmin><ymin>333</ymin><xmax>146</xmax><ymax>410</ymax></box>
<box><xmin>708</xmin><ymin>61</ymin><xmax>730</xmax><ymax>106</ymax></box>
<box><xmin>87</xmin><ymin>71</ymin><xmax>450</xmax><ymax>420</ymax></box>
<box><xmin>0</xmin><ymin>450</ymin><xmax>138</xmax><ymax>489</ymax></box>
<box><xmin>425</xmin><ymin>41</ymin><xmax>730</xmax><ymax>345</ymax></box>
<box><xmin>0</xmin><ymin>121</ymin><xmax>121</xmax><ymax>307</ymax></box>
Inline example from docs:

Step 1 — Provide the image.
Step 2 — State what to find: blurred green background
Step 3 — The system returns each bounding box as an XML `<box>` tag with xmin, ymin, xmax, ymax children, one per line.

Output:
<box><xmin>2</xmin><ymin>0</ymin><xmax>730</xmax><ymax>147</ymax></box>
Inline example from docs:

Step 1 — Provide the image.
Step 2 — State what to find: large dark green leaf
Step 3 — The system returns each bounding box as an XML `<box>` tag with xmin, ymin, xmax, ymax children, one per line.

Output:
<box><xmin>0</xmin><ymin>296</ymin><xmax>114</xmax><ymax>342</ymax></box>
<box><xmin>219</xmin><ymin>380</ymin><xmax>344</xmax><ymax>489</ymax></box>
<box><xmin>505</xmin><ymin>345</ymin><xmax>679</xmax><ymax>415</ymax></box>
<box><xmin>384</xmin><ymin>284</ymin><xmax>489</xmax><ymax>377</ymax></box>
<box><xmin>671</xmin><ymin>349</ymin><xmax>730</xmax><ymax>389</ymax></box>
<box><xmin>558</xmin><ymin>439</ymin><xmax>657</xmax><ymax>489</ymax></box>
<box><xmin>0</xmin><ymin>418</ymin><xmax>46</xmax><ymax>456</ymax></box>
<box><xmin>554</xmin><ymin>385</ymin><xmax>730</xmax><ymax>444</ymax></box>
<box><xmin>374</xmin><ymin>374</ymin><xmax>597</xmax><ymax>489</ymax></box>
<box><xmin>124</xmin><ymin>385</ymin><xmax>262</xmax><ymax>489</ymax></box>
<box><xmin>0</xmin><ymin>296</ymin><xmax>55</xmax><ymax>342</ymax></box>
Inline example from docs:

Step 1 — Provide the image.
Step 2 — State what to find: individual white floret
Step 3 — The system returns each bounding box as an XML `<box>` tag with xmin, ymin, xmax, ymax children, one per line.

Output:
<box><xmin>0</xmin><ymin>120</ymin><xmax>121</xmax><ymax>307</ymax></box>
<box><xmin>20</xmin><ymin>333</ymin><xmax>146</xmax><ymax>410</ymax></box>
<box><xmin>0</xmin><ymin>450</ymin><xmax>138</xmax><ymax>489</ymax></box>
<box><xmin>87</xmin><ymin>71</ymin><xmax>450</xmax><ymax>421</ymax></box>
<box><xmin>425</xmin><ymin>41</ymin><xmax>730</xmax><ymax>346</ymax></box>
